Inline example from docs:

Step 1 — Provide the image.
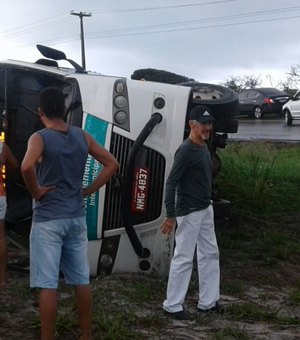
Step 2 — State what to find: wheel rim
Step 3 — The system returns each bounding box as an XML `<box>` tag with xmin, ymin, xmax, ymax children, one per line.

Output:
<box><xmin>254</xmin><ymin>107</ymin><xmax>262</xmax><ymax>119</ymax></box>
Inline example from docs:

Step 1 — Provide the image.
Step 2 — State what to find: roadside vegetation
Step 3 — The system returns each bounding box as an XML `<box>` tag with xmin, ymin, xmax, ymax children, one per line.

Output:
<box><xmin>1</xmin><ymin>141</ymin><xmax>300</xmax><ymax>339</ymax></box>
<box><xmin>216</xmin><ymin>141</ymin><xmax>300</xmax><ymax>219</ymax></box>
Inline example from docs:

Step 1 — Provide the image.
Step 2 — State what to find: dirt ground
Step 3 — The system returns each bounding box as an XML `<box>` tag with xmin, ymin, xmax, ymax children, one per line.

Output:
<box><xmin>1</xmin><ymin>222</ymin><xmax>300</xmax><ymax>339</ymax></box>
<box><xmin>1</xmin><ymin>272</ymin><xmax>300</xmax><ymax>340</ymax></box>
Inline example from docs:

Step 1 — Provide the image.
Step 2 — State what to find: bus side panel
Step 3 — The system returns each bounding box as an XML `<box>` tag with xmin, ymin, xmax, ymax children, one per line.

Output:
<box><xmin>82</xmin><ymin>113</ymin><xmax>114</xmax><ymax>241</ymax></box>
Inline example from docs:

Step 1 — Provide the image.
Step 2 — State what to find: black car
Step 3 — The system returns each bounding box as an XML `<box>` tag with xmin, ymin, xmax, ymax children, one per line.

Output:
<box><xmin>238</xmin><ymin>88</ymin><xmax>290</xmax><ymax>119</ymax></box>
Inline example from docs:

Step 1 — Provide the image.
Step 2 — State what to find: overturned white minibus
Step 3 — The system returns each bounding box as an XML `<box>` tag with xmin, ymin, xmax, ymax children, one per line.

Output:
<box><xmin>0</xmin><ymin>45</ymin><xmax>238</xmax><ymax>277</ymax></box>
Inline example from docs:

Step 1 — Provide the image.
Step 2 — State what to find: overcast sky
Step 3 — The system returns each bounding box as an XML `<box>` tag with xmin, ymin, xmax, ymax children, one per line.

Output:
<box><xmin>1</xmin><ymin>0</ymin><xmax>300</xmax><ymax>87</ymax></box>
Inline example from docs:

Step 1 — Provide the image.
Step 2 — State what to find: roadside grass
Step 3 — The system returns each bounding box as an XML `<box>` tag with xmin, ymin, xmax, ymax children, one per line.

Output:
<box><xmin>221</xmin><ymin>279</ymin><xmax>246</xmax><ymax>295</ymax></box>
<box><xmin>90</xmin><ymin>275</ymin><xmax>166</xmax><ymax>339</ymax></box>
<box><xmin>288</xmin><ymin>282</ymin><xmax>300</xmax><ymax>305</ymax></box>
<box><xmin>216</xmin><ymin>141</ymin><xmax>300</xmax><ymax>287</ymax></box>
<box><xmin>211</xmin><ymin>326</ymin><xmax>250</xmax><ymax>340</ymax></box>
<box><xmin>92</xmin><ymin>310</ymin><xmax>141</xmax><ymax>340</ymax></box>
<box><xmin>10</xmin><ymin>276</ymin><xmax>31</xmax><ymax>299</ymax></box>
<box><xmin>215</xmin><ymin>141</ymin><xmax>300</xmax><ymax>218</ymax></box>
<box><xmin>223</xmin><ymin>302</ymin><xmax>277</xmax><ymax>322</ymax></box>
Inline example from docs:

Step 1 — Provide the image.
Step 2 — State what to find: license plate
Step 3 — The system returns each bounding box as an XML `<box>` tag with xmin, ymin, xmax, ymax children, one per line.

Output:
<box><xmin>131</xmin><ymin>167</ymin><xmax>149</xmax><ymax>213</ymax></box>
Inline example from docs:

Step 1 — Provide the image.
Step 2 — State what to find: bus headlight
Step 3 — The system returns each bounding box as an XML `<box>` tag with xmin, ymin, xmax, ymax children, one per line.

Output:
<box><xmin>113</xmin><ymin>79</ymin><xmax>130</xmax><ymax>131</ymax></box>
<box><xmin>114</xmin><ymin>110</ymin><xmax>128</xmax><ymax>125</ymax></box>
<box><xmin>114</xmin><ymin>95</ymin><xmax>127</xmax><ymax>109</ymax></box>
<box><xmin>115</xmin><ymin>81</ymin><xmax>125</xmax><ymax>94</ymax></box>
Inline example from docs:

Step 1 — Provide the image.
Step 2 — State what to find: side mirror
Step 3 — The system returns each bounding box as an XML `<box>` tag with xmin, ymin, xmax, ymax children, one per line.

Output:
<box><xmin>36</xmin><ymin>44</ymin><xmax>86</xmax><ymax>73</ymax></box>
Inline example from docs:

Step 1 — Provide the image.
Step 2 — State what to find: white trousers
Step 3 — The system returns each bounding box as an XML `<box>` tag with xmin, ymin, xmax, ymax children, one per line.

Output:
<box><xmin>163</xmin><ymin>206</ymin><xmax>220</xmax><ymax>312</ymax></box>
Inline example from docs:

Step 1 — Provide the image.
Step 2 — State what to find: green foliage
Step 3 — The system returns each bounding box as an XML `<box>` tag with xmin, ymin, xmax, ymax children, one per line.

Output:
<box><xmin>55</xmin><ymin>313</ymin><xmax>78</xmax><ymax>338</ymax></box>
<box><xmin>11</xmin><ymin>279</ymin><xmax>32</xmax><ymax>299</ymax></box>
<box><xmin>212</xmin><ymin>326</ymin><xmax>250</xmax><ymax>340</ymax></box>
<box><xmin>217</xmin><ymin>152</ymin><xmax>277</xmax><ymax>214</ymax></box>
<box><xmin>276</xmin><ymin>317</ymin><xmax>300</xmax><ymax>327</ymax></box>
<box><xmin>216</xmin><ymin>142</ymin><xmax>300</xmax><ymax>218</ymax></box>
<box><xmin>218</xmin><ymin>219</ymin><xmax>300</xmax><ymax>280</ymax></box>
<box><xmin>131</xmin><ymin>68</ymin><xmax>192</xmax><ymax>84</ymax></box>
<box><xmin>92</xmin><ymin>311</ymin><xmax>140</xmax><ymax>340</ymax></box>
<box><xmin>224</xmin><ymin>302</ymin><xmax>277</xmax><ymax>321</ymax></box>
<box><xmin>126</xmin><ymin>280</ymin><xmax>165</xmax><ymax>304</ymax></box>
<box><xmin>222</xmin><ymin>279</ymin><xmax>246</xmax><ymax>295</ymax></box>
<box><xmin>288</xmin><ymin>286</ymin><xmax>300</xmax><ymax>305</ymax></box>
<box><xmin>89</xmin><ymin>274</ymin><xmax>167</xmax><ymax>339</ymax></box>
<box><xmin>256</xmin><ymin>230</ymin><xmax>300</xmax><ymax>263</ymax></box>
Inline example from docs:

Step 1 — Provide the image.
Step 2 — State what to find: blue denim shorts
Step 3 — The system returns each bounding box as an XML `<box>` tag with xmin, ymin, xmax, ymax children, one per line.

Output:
<box><xmin>30</xmin><ymin>216</ymin><xmax>90</xmax><ymax>288</ymax></box>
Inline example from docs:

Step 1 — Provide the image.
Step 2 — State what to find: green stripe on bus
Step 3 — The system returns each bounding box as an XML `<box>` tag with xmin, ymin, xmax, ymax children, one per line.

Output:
<box><xmin>83</xmin><ymin>114</ymin><xmax>108</xmax><ymax>240</ymax></box>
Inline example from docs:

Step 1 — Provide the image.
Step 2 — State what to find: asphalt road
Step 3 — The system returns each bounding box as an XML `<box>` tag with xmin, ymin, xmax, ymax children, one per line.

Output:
<box><xmin>228</xmin><ymin>117</ymin><xmax>300</xmax><ymax>142</ymax></box>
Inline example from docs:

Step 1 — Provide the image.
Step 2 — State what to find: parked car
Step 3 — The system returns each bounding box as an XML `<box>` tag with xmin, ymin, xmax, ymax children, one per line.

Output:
<box><xmin>238</xmin><ymin>88</ymin><xmax>290</xmax><ymax>119</ymax></box>
<box><xmin>282</xmin><ymin>90</ymin><xmax>300</xmax><ymax>126</ymax></box>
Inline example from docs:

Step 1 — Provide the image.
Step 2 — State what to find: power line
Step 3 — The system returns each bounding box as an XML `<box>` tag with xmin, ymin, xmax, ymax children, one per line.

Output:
<box><xmin>0</xmin><ymin>1</ymin><xmax>249</xmax><ymax>42</ymax></box>
<box><xmin>85</xmin><ymin>14</ymin><xmax>300</xmax><ymax>39</ymax></box>
<box><xmin>0</xmin><ymin>1</ymin><xmax>236</xmax><ymax>39</ymax></box>
<box><xmin>87</xmin><ymin>5</ymin><xmax>300</xmax><ymax>38</ymax></box>
<box><xmin>93</xmin><ymin>0</ymin><xmax>237</xmax><ymax>14</ymax></box>
<box><xmin>0</xmin><ymin>1</ymin><xmax>235</xmax><ymax>38</ymax></box>
<box><xmin>0</xmin><ymin>13</ymin><xmax>71</xmax><ymax>38</ymax></box>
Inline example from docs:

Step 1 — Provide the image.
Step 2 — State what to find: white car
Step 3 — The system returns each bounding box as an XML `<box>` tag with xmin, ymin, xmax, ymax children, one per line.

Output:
<box><xmin>282</xmin><ymin>91</ymin><xmax>300</xmax><ymax>126</ymax></box>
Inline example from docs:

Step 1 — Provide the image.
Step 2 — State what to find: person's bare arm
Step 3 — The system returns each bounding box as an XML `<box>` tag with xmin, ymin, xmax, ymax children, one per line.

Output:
<box><xmin>83</xmin><ymin>132</ymin><xmax>119</xmax><ymax>196</ymax></box>
<box><xmin>21</xmin><ymin>133</ymin><xmax>54</xmax><ymax>200</ymax></box>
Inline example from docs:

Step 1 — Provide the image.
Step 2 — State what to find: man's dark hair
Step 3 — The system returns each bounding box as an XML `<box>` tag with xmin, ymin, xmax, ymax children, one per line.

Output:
<box><xmin>38</xmin><ymin>87</ymin><xmax>65</xmax><ymax>119</ymax></box>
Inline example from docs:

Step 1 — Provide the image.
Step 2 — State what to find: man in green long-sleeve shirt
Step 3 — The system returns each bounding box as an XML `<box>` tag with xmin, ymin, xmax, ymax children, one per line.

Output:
<box><xmin>161</xmin><ymin>105</ymin><xmax>220</xmax><ymax>320</ymax></box>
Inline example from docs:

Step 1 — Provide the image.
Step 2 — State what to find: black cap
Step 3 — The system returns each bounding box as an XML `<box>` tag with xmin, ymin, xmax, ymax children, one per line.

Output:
<box><xmin>189</xmin><ymin>105</ymin><xmax>215</xmax><ymax>124</ymax></box>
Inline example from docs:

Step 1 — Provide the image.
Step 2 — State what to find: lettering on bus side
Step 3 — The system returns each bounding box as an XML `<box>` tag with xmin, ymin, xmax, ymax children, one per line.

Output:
<box><xmin>82</xmin><ymin>114</ymin><xmax>108</xmax><ymax>240</ymax></box>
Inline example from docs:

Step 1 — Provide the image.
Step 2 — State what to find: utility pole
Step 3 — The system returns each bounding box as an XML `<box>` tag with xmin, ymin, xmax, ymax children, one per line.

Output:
<box><xmin>70</xmin><ymin>11</ymin><xmax>92</xmax><ymax>70</ymax></box>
